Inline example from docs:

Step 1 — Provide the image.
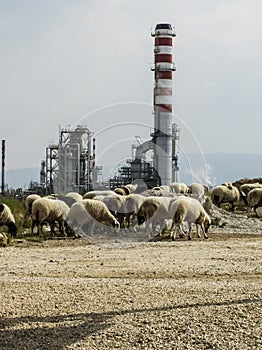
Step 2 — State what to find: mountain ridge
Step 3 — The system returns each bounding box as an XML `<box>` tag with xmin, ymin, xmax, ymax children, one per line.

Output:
<box><xmin>3</xmin><ymin>153</ymin><xmax>262</xmax><ymax>189</ymax></box>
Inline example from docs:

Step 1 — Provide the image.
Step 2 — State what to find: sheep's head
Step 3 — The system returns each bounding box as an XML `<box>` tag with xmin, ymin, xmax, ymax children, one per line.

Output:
<box><xmin>112</xmin><ymin>219</ymin><xmax>120</xmax><ymax>229</ymax></box>
<box><xmin>7</xmin><ymin>222</ymin><xmax>17</xmax><ymax>237</ymax></box>
<box><xmin>137</xmin><ymin>214</ymin><xmax>145</xmax><ymax>225</ymax></box>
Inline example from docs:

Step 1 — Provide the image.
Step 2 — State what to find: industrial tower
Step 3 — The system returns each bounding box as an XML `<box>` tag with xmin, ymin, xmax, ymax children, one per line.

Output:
<box><xmin>109</xmin><ymin>23</ymin><xmax>179</xmax><ymax>189</ymax></box>
<box><xmin>151</xmin><ymin>23</ymin><xmax>178</xmax><ymax>185</ymax></box>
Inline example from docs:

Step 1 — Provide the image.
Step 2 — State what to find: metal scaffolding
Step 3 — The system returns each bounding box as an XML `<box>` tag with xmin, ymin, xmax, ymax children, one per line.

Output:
<box><xmin>44</xmin><ymin>125</ymin><xmax>97</xmax><ymax>194</ymax></box>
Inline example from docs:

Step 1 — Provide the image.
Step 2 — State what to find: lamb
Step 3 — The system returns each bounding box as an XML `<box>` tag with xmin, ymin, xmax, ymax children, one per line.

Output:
<box><xmin>247</xmin><ymin>188</ymin><xmax>262</xmax><ymax>216</ymax></box>
<box><xmin>211</xmin><ymin>184</ymin><xmax>240</xmax><ymax>210</ymax></box>
<box><xmin>137</xmin><ymin>196</ymin><xmax>173</xmax><ymax>237</ymax></box>
<box><xmin>169</xmin><ymin>182</ymin><xmax>188</xmax><ymax>194</ymax></box>
<box><xmin>66</xmin><ymin>199</ymin><xmax>120</xmax><ymax>236</ymax></box>
<box><xmin>31</xmin><ymin>197</ymin><xmax>70</xmax><ymax>236</ymax></box>
<box><xmin>169</xmin><ymin>197</ymin><xmax>211</xmax><ymax>240</ymax></box>
<box><xmin>0</xmin><ymin>203</ymin><xmax>17</xmax><ymax>237</ymax></box>
<box><xmin>25</xmin><ymin>194</ymin><xmax>41</xmax><ymax>215</ymax></box>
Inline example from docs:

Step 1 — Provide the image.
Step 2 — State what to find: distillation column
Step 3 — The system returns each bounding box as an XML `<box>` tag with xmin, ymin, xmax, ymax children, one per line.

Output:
<box><xmin>151</xmin><ymin>23</ymin><xmax>176</xmax><ymax>185</ymax></box>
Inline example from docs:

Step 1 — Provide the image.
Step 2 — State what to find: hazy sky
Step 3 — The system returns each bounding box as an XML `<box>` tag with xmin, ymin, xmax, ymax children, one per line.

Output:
<box><xmin>1</xmin><ymin>0</ymin><xmax>262</xmax><ymax>173</ymax></box>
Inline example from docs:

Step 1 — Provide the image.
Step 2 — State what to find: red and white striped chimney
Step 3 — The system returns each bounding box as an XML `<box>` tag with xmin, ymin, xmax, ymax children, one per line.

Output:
<box><xmin>151</xmin><ymin>23</ymin><xmax>176</xmax><ymax>185</ymax></box>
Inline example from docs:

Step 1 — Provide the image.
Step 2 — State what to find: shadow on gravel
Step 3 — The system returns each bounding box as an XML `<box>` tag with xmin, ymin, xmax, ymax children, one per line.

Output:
<box><xmin>0</xmin><ymin>297</ymin><xmax>261</xmax><ymax>350</ymax></box>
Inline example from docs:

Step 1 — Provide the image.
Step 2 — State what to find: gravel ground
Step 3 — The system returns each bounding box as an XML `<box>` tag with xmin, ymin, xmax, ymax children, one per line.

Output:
<box><xmin>0</xmin><ymin>211</ymin><xmax>262</xmax><ymax>350</ymax></box>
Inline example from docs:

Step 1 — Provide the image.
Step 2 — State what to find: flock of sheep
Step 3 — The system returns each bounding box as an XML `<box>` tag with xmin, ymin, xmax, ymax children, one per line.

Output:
<box><xmin>1</xmin><ymin>180</ymin><xmax>262</xmax><ymax>244</ymax></box>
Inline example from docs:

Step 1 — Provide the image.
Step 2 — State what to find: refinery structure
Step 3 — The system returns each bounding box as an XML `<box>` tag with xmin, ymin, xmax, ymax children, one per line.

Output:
<box><xmin>38</xmin><ymin>23</ymin><xmax>180</xmax><ymax>194</ymax></box>
<box><xmin>40</xmin><ymin>126</ymin><xmax>102</xmax><ymax>194</ymax></box>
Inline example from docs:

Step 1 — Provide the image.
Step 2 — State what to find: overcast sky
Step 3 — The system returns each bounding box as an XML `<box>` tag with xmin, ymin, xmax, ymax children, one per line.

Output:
<box><xmin>1</xmin><ymin>0</ymin><xmax>262</xmax><ymax>173</ymax></box>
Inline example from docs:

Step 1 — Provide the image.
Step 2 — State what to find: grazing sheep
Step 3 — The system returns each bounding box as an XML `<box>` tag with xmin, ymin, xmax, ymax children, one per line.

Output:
<box><xmin>25</xmin><ymin>194</ymin><xmax>41</xmax><ymax>215</ymax></box>
<box><xmin>31</xmin><ymin>197</ymin><xmax>70</xmax><ymax>236</ymax></box>
<box><xmin>66</xmin><ymin>199</ymin><xmax>120</xmax><ymax>236</ymax></box>
<box><xmin>0</xmin><ymin>203</ymin><xmax>17</xmax><ymax>237</ymax></box>
<box><xmin>221</xmin><ymin>182</ymin><xmax>234</xmax><ymax>190</ymax></box>
<box><xmin>66</xmin><ymin>192</ymin><xmax>83</xmax><ymax>202</ymax></box>
<box><xmin>114</xmin><ymin>187</ymin><xmax>130</xmax><ymax>196</ymax></box>
<box><xmin>124</xmin><ymin>184</ymin><xmax>138</xmax><ymax>194</ymax></box>
<box><xmin>240</xmin><ymin>183</ymin><xmax>262</xmax><ymax>196</ymax></box>
<box><xmin>239</xmin><ymin>183</ymin><xmax>262</xmax><ymax>204</ymax></box>
<box><xmin>52</xmin><ymin>194</ymin><xmax>76</xmax><ymax>208</ymax></box>
<box><xmin>123</xmin><ymin>193</ymin><xmax>146</xmax><ymax>228</ymax></box>
<box><xmin>152</xmin><ymin>185</ymin><xmax>172</xmax><ymax>193</ymax></box>
<box><xmin>83</xmin><ymin>190</ymin><xmax>116</xmax><ymax>199</ymax></box>
<box><xmin>188</xmin><ymin>183</ymin><xmax>206</xmax><ymax>196</ymax></box>
<box><xmin>169</xmin><ymin>197</ymin><xmax>211</xmax><ymax>240</ymax></box>
<box><xmin>169</xmin><ymin>182</ymin><xmax>188</xmax><ymax>194</ymax></box>
<box><xmin>211</xmin><ymin>185</ymin><xmax>240</xmax><ymax>210</ymax></box>
<box><xmin>247</xmin><ymin>188</ymin><xmax>262</xmax><ymax>216</ymax></box>
<box><xmin>137</xmin><ymin>196</ymin><xmax>173</xmax><ymax>237</ymax></box>
<box><xmin>102</xmin><ymin>195</ymin><xmax>126</xmax><ymax>227</ymax></box>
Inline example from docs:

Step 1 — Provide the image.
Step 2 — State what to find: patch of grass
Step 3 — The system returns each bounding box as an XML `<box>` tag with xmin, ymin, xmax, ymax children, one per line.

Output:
<box><xmin>0</xmin><ymin>195</ymin><xmax>31</xmax><ymax>236</ymax></box>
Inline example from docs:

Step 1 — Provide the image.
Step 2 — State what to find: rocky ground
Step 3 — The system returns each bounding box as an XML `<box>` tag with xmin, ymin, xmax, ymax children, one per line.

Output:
<box><xmin>0</xmin><ymin>209</ymin><xmax>261</xmax><ymax>350</ymax></box>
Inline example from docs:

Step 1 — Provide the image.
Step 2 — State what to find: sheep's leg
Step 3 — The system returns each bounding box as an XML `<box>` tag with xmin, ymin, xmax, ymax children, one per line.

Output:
<box><xmin>178</xmin><ymin>224</ymin><xmax>186</xmax><ymax>238</ymax></box>
<box><xmin>171</xmin><ymin>226</ymin><xmax>180</xmax><ymax>241</ymax></box>
<box><xmin>169</xmin><ymin>219</ymin><xmax>178</xmax><ymax>240</ymax></box>
<box><xmin>195</xmin><ymin>224</ymin><xmax>201</xmax><ymax>238</ymax></box>
<box><xmin>59</xmin><ymin>220</ymin><xmax>67</xmax><ymax>236</ymax></box>
<box><xmin>38</xmin><ymin>222</ymin><xmax>44</xmax><ymax>237</ymax></box>
<box><xmin>31</xmin><ymin>220</ymin><xmax>36</xmax><ymax>235</ymax></box>
<box><xmin>187</xmin><ymin>224</ymin><xmax>193</xmax><ymax>240</ymax></box>
<box><xmin>201</xmin><ymin>223</ymin><xmax>208</xmax><ymax>239</ymax></box>
<box><xmin>50</xmin><ymin>222</ymin><xmax>56</xmax><ymax>236</ymax></box>
<box><xmin>146</xmin><ymin>221</ymin><xmax>152</xmax><ymax>239</ymax></box>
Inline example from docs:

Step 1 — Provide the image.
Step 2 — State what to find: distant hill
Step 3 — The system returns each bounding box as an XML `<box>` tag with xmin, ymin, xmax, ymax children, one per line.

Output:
<box><xmin>5</xmin><ymin>167</ymin><xmax>40</xmax><ymax>189</ymax></box>
<box><xmin>2</xmin><ymin>153</ymin><xmax>261</xmax><ymax>189</ymax></box>
<box><xmin>178</xmin><ymin>153</ymin><xmax>262</xmax><ymax>186</ymax></box>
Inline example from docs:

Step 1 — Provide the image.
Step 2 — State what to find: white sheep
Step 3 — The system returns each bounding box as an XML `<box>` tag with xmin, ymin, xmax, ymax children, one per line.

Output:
<box><xmin>169</xmin><ymin>182</ymin><xmax>188</xmax><ymax>194</ymax></box>
<box><xmin>83</xmin><ymin>190</ymin><xmax>117</xmax><ymax>199</ymax></box>
<box><xmin>124</xmin><ymin>183</ymin><xmax>138</xmax><ymax>194</ymax></box>
<box><xmin>0</xmin><ymin>203</ymin><xmax>17</xmax><ymax>237</ymax></box>
<box><xmin>137</xmin><ymin>196</ymin><xmax>174</xmax><ymax>237</ymax></box>
<box><xmin>239</xmin><ymin>183</ymin><xmax>262</xmax><ymax>205</ymax></box>
<box><xmin>31</xmin><ymin>197</ymin><xmax>70</xmax><ymax>236</ymax></box>
<box><xmin>123</xmin><ymin>193</ymin><xmax>146</xmax><ymax>228</ymax></box>
<box><xmin>188</xmin><ymin>183</ymin><xmax>206</xmax><ymax>196</ymax></box>
<box><xmin>102</xmin><ymin>194</ymin><xmax>126</xmax><ymax>227</ymax></box>
<box><xmin>66</xmin><ymin>199</ymin><xmax>120</xmax><ymax>236</ymax></box>
<box><xmin>247</xmin><ymin>188</ymin><xmax>262</xmax><ymax>216</ymax></box>
<box><xmin>25</xmin><ymin>194</ymin><xmax>41</xmax><ymax>215</ymax></box>
<box><xmin>169</xmin><ymin>197</ymin><xmax>211</xmax><ymax>240</ymax></box>
<box><xmin>211</xmin><ymin>184</ymin><xmax>240</xmax><ymax>210</ymax></box>
<box><xmin>66</xmin><ymin>192</ymin><xmax>83</xmax><ymax>202</ymax></box>
<box><xmin>240</xmin><ymin>183</ymin><xmax>262</xmax><ymax>196</ymax></box>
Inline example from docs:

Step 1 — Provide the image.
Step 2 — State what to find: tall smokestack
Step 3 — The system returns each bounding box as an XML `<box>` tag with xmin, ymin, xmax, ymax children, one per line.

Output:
<box><xmin>151</xmin><ymin>23</ymin><xmax>176</xmax><ymax>185</ymax></box>
<box><xmin>2</xmin><ymin>140</ymin><xmax>5</xmax><ymax>194</ymax></box>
